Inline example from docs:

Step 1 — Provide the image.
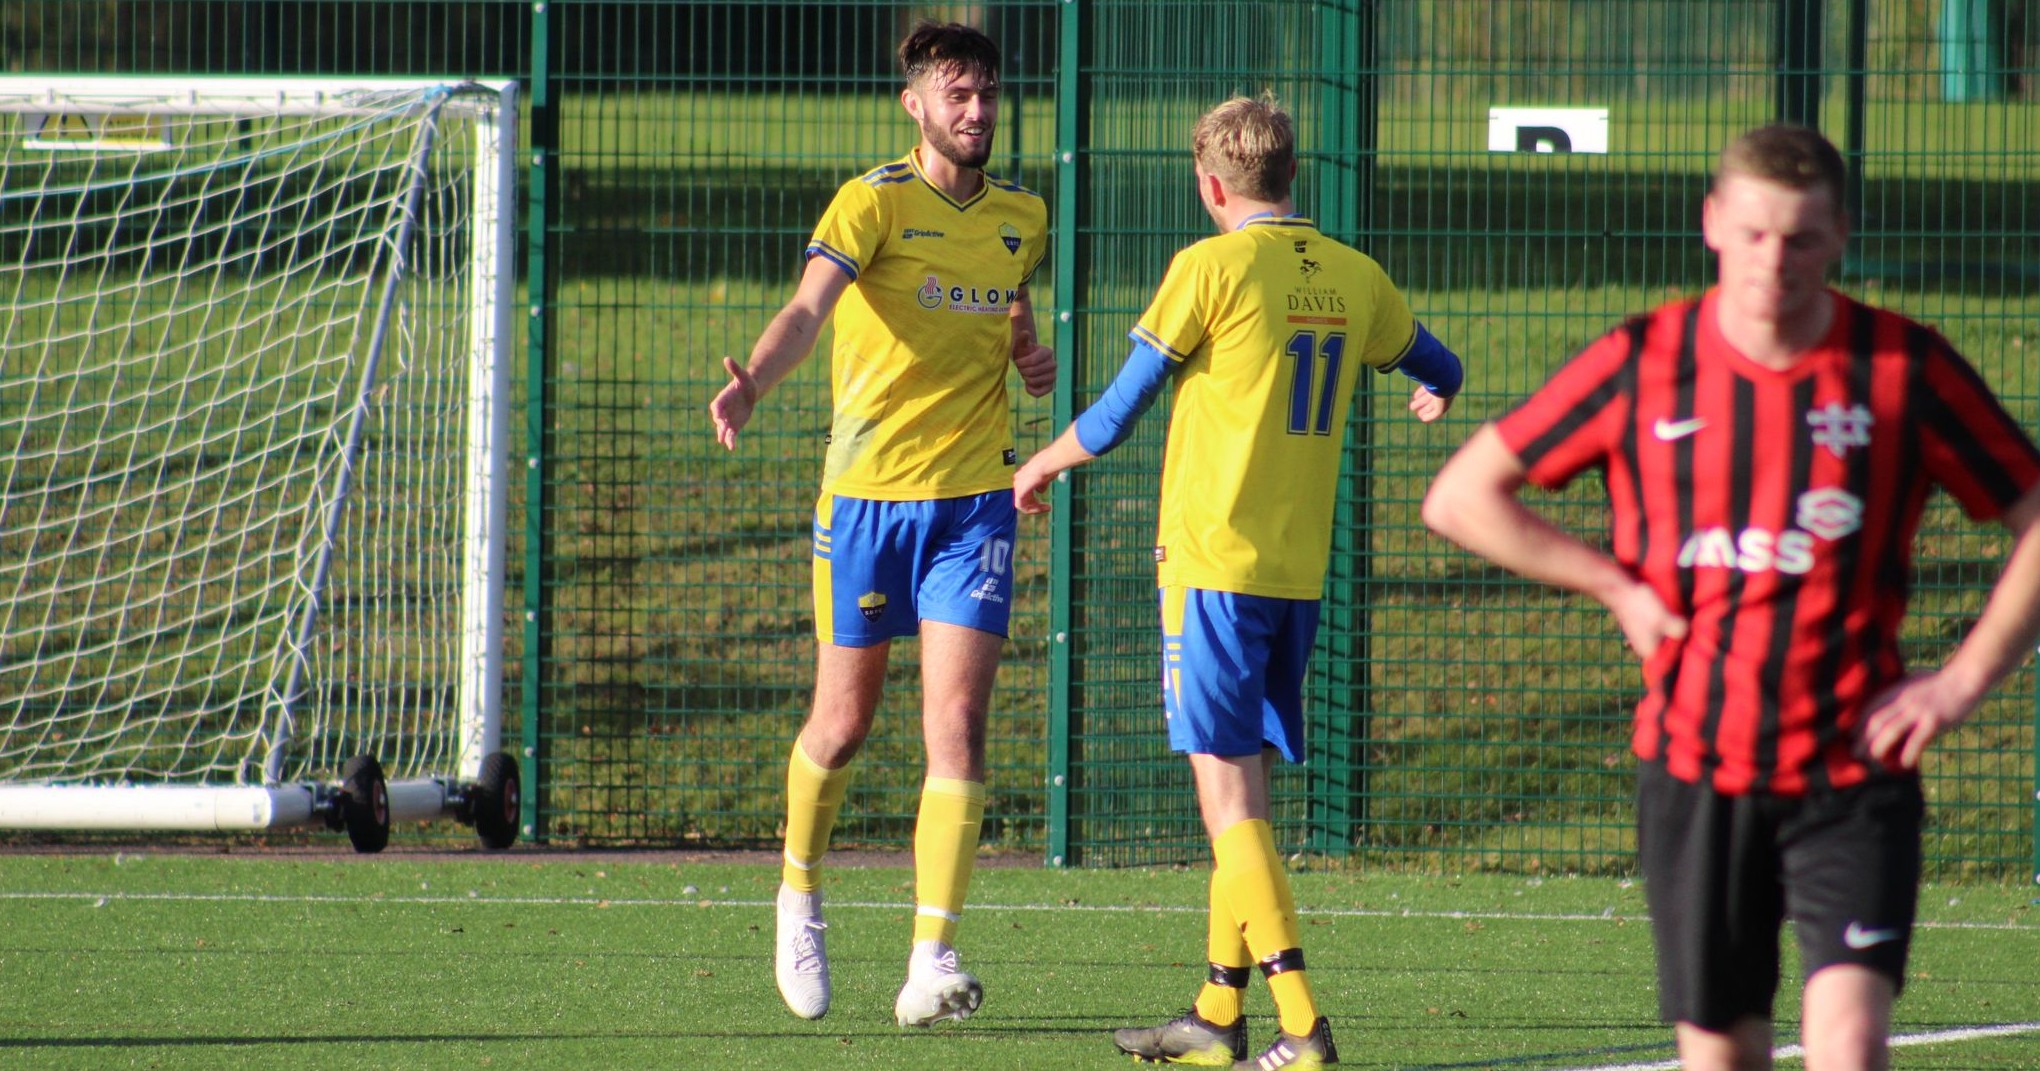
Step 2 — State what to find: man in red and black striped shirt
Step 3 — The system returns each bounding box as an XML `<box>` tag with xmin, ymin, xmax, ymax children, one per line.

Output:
<box><xmin>1424</xmin><ymin>124</ymin><xmax>2040</xmax><ymax>1071</ymax></box>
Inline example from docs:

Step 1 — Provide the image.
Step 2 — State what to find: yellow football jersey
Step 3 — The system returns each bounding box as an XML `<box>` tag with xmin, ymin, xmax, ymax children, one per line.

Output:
<box><xmin>1134</xmin><ymin>216</ymin><xmax>1415</xmax><ymax>598</ymax></box>
<box><xmin>805</xmin><ymin>150</ymin><xmax>1048</xmax><ymax>499</ymax></box>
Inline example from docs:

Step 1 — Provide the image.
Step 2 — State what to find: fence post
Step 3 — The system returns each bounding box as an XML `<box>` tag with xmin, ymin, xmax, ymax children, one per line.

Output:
<box><xmin>520</xmin><ymin>0</ymin><xmax>557</xmax><ymax>844</ymax></box>
<box><xmin>1046</xmin><ymin>0</ymin><xmax>1087</xmax><ymax>868</ymax></box>
<box><xmin>1308</xmin><ymin>0</ymin><xmax>1381</xmax><ymax>856</ymax></box>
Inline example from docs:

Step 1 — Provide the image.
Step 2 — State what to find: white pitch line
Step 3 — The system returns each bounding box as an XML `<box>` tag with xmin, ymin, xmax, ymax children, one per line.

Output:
<box><xmin>1547</xmin><ymin>1020</ymin><xmax>2040</xmax><ymax>1071</ymax></box>
<box><xmin>3</xmin><ymin>890</ymin><xmax>1642</xmax><ymax>919</ymax></box>
<box><xmin>3</xmin><ymin>891</ymin><xmax>2037</xmax><ymax>933</ymax></box>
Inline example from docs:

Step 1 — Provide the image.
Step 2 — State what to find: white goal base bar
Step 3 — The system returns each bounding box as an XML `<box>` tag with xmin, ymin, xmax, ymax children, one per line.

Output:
<box><xmin>0</xmin><ymin>781</ymin><xmax>457</xmax><ymax>833</ymax></box>
<box><xmin>0</xmin><ymin>785</ymin><xmax>318</xmax><ymax>832</ymax></box>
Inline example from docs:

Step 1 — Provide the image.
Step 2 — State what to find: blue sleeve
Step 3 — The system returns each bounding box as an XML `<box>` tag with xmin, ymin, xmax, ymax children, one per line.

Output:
<box><xmin>1394</xmin><ymin>322</ymin><xmax>1463</xmax><ymax>398</ymax></box>
<box><xmin>1073</xmin><ymin>338</ymin><xmax>1174</xmax><ymax>456</ymax></box>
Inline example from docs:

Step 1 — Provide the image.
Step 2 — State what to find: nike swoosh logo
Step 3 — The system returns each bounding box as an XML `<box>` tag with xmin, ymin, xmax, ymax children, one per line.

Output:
<box><xmin>1653</xmin><ymin>417</ymin><xmax>1708</xmax><ymax>441</ymax></box>
<box><xmin>1843</xmin><ymin>921</ymin><xmax>1903</xmax><ymax>949</ymax></box>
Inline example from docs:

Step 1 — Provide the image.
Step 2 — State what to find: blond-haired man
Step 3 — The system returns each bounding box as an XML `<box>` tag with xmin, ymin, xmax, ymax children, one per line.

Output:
<box><xmin>1016</xmin><ymin>94</ymin><xmax>1462</xmax><ymax>1069</ymax></box>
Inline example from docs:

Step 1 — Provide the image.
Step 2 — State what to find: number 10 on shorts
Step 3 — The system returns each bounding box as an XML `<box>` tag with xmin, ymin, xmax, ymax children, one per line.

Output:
<box><xmin>980</xmin><ymin>538</ymin><xmax>1012</xmax><ymax>576</ymax></box>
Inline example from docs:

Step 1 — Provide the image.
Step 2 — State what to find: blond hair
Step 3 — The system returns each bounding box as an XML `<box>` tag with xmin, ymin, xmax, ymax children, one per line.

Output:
<box><xmin>1192</xmin><ymin>94</ymin><xmax>1294</xmax><ymax>203</ymax></box>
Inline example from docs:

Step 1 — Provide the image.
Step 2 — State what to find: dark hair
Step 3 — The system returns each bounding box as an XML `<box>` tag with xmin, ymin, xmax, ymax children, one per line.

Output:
<box><xmin>897</xmin><ymin>21</ymin><xmax>1000</xmax><ymax>89</ymax></box>
<box><xmin>1716</xmin><ymin>124</ymin><xmax>1846</xmax><ymax>211</ymax></box>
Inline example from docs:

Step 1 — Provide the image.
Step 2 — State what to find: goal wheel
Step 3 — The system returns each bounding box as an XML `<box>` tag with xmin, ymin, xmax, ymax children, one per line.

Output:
<box><xmin>471</xmin><ymin>751</ymin><xmax>521</xmax><ymax>850</ymax></box>
<box><xmin>339</xmin><ymin>754</ymin><xmax>391</xmax><ymax>854</ymax></box>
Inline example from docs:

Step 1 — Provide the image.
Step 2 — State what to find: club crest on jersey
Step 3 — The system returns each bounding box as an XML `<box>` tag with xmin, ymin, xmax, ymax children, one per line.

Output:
<box><xmin>1808</xmin><ymin>402</ymin><xmax>1873</xmax><ymax>458</ymax></box>
<box><xmin>998</xmin><ymin>222</ymin><xmax>1022</xmax><ymax>254</ymax></box>
<box><xmin>857</xmin><ymin>591</ymin><xmax>888</xmax><ymax>621</ymax></box>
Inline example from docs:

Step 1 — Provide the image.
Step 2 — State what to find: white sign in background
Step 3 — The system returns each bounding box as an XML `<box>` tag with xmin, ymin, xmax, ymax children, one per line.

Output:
<box><xmin>1488</xmin><ymin>107</ymin><xmax>1609</xmax><ymax>154</ymax></box>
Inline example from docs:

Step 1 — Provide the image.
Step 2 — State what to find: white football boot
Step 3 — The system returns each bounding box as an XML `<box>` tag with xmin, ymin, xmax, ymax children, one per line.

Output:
<box><xmin>893</xmin><ymin>940</ymin><xmax>983</xmax><ymax>1027</ymax></box>
<box><xmin>774</xmin><ymin>884</ymin><xmax>830</xmax><ymax>1019</ymax></box>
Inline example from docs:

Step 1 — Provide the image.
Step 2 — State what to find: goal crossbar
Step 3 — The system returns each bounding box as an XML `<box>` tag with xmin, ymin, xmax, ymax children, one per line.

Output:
<box><xmin>0</xmin><ymin>76</ymin><xmax>514</xmax><ymax>117</ymax></box>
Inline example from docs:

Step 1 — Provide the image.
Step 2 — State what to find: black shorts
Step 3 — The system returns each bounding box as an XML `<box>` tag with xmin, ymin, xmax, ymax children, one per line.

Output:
<box><xmin>1635</xmin><ymin>761</ymin><xmax>1924</xmax><ymax>1030</ymax></box>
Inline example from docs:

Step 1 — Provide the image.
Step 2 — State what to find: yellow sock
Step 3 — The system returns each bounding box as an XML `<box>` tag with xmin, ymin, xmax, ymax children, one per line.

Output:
<box><xmin>911</xmin><ymin>777</ymin><xmax>985</xmax><ymax>945</ymax></box>
<box><xmin>781</xmin><ymin>742</ymin><xmax>852</xmax><ymax>893</ymax></box>
<box><xmin>1214</xmin><ymin>819</ymin><xmax>1320</xmax><ymax>1037</ymax></box>
<box><xmin>1193</xmin><ymin>868</ymin><xmax>1252</xmax><ymax>1027</ymax></box>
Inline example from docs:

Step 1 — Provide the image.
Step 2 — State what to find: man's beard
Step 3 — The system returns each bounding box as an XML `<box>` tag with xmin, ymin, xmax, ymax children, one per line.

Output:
<box><xmin>922</xmin><ymin>119</ymin><xmax>992</xmax><ymax>170</ymax></box>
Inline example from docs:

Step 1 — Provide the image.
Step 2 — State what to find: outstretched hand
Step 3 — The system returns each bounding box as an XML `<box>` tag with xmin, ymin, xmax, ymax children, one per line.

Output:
<box><xmin>1012</xmin><ymin>329</ymin><xmax>1057</xmax><ymax>398</ymax></box>
<box><xmin>1858</xmin><ymin>672</ymin><xmax>1977</xmax><ymax>771</ymax></box>
<box><xmin>708</xmin><ymin>356</ymin><xmax>759</xmax><ymax>450</ymax></box>
<box><xmin>1409</xmin><ymin>385</ymin><xmax>1454</xmax><ymax>423</ymax></box>
<box><xmin>1013</xmin><ymin>458</ymin><xmax>1057</xmax><ymax>515</ymax></box>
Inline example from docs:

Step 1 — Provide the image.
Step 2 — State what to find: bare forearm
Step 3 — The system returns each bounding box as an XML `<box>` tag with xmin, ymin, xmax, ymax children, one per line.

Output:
<box><xmin>1861</xmin><ymin>492</ymin><xmax>2040</xmax><ymax>767</ymax></box>
<box><xmin>1425</xmin><ymin>431</ymin><xmax>1683</xmax><ymax>659</ymax></box>
<box><xmin>1938</xmin><ymin>514</ymin><xmax>2040</xmax><ymax>704</ymax></box>
<box><xmin>1422</xmin><ymin>425</ymin><xmax>1637</xmax><ymax>611</ymax></box>
<box><xmin>1026</xmin><ymin>424</ymin><xmax>1096</xmax><ymax>479</ymax></box>
<box><xmin>1010</xmin><ymin>289</ymin><xmax>1041</xmax><ymax>340</ymax></box>
<box><xmin>1425</xmin><ymin>490</ymin><xmax>1635</xmax><ymax>609</ymax></box>
<box><xmin>1014</xmin><ymin>423</ymin><xmax>1097</xmax><ymax>514</ymax></box>
<box><xmin>742</xmin><ymin>306</ymin><xmax>825</xmax><ymax>399</ymax></box>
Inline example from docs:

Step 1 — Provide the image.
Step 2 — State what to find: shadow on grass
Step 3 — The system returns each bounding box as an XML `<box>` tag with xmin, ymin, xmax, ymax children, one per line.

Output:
<box><xmin>560</xmin><ymin>164</ymin><xmax>2038</xmax><ymax>295</ymax></box>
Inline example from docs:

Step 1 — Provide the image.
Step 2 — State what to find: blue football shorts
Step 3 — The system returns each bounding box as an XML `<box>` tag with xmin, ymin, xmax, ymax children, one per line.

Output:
<box><xmin>812</xmin><ymin>490</ymin><xmax>1018</xmax><ymax>647</ymax></box>
<box><xmin>1159</xmin><ymin>585</ymin><xmax>1320</xmax><ymax>762</ymax></box>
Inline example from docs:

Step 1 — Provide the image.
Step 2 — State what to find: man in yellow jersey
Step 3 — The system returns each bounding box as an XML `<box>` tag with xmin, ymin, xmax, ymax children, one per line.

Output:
<box><xmin>708</xmin><ymin>22</ymin><xmax>1054</xmax><ymax>1027</ymax></box>
<box><xmin>1014</xmin><ymin>95</ymin><xmax>1461</xmax><ymax>1069</ymax></box>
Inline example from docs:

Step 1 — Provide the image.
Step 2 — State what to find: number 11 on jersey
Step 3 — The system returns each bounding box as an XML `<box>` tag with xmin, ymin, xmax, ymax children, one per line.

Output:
<box><xmin>1286</xmin><ymin>330</ymin><xmax>1346</xmax><ymax>436</ymax></box>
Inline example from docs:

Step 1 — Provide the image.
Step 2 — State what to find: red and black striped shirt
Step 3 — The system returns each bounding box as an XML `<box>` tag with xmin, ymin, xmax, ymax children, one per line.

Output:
<box><xmin>1497</xmin><ymin>289</ymin><xmax>2040</xmax><ymax>795</ymax></box>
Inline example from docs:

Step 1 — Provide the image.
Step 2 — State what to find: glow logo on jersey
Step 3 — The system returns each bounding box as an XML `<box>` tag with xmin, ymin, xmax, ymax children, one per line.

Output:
<box><xmin>916</xmin><ymin>273</ymin><xmax>1018</xmax><ymax>315</ymax></box>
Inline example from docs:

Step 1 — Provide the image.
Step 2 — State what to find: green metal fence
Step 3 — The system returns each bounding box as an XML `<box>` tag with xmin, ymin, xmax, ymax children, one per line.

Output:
<box><xmin>523</xmin><ymin>1</ymin><xmax>1064</xmax><ymax>852</ymax></box>
<box><xmin>8</xmin><ymin>0</ymin><xmax>2039</xmax><ymax>880</ymax></box>
<box><xmin>1048</xmin><ymin>0</ymin><xmax>2040</xmax><ymax>877</ymax></box>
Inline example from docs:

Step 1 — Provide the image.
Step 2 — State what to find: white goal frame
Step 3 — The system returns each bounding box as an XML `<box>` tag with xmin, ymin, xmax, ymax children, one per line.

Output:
<box><xmin>0</xmin><ymin>77</ymin><xmax>518</xmax><ymax>848</ymax></box>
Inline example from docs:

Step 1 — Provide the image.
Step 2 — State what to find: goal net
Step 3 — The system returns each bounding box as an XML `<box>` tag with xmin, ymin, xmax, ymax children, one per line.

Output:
<box><xmin>0</xmin><ymin>78</ymin><xmax>518</xmax><ymax>848</ymax></box>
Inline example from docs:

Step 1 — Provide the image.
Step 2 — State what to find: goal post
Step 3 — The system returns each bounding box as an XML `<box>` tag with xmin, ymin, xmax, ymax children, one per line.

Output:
<box><xmin>0</xmin><ymin>77</ymin><xmax>521</xmax><ymax>851</ymax></box>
